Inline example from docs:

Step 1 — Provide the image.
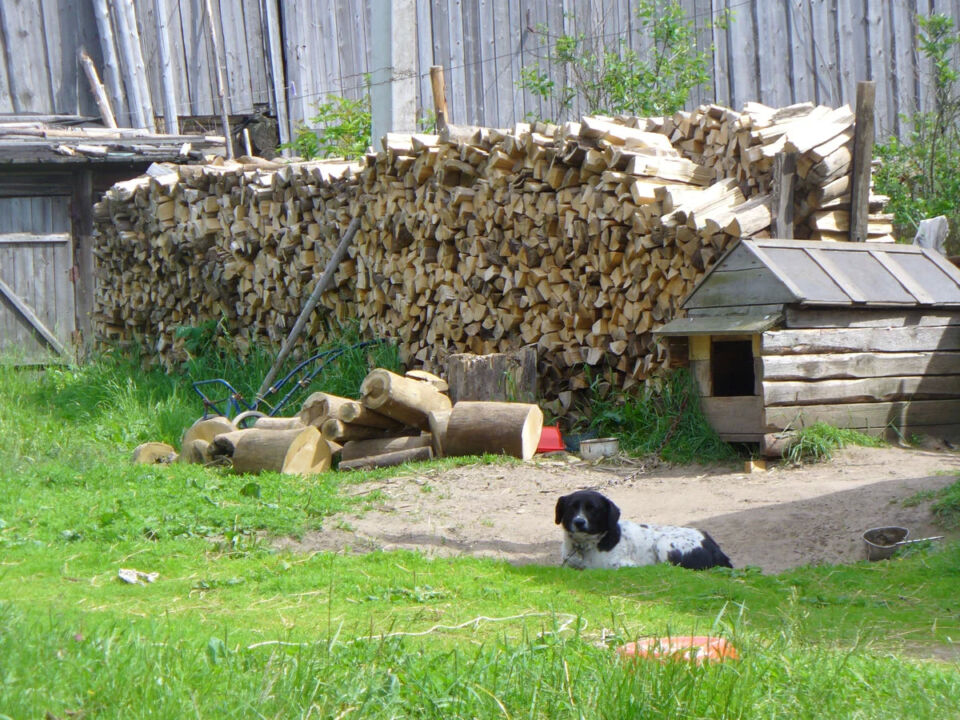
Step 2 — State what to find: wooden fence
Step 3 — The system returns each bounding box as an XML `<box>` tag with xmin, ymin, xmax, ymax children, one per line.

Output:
<box><xmin>2</xmin><ymin>1</ymin><xmax>959</xmax><ymax>139</ymax></box>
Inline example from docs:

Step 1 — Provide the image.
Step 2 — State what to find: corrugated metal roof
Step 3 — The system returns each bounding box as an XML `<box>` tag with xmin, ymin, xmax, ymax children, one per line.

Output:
<box><xmin>683</xmin><ymin>239</ymin><xmax>960</xmax><ymax>309</ymax></box>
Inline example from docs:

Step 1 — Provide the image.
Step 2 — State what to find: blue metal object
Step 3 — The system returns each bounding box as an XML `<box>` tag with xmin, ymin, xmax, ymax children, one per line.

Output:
<box><xmin>191</xmin><ymin>339</ymin><xmax>386</xmax><ymax>421</ymax></box>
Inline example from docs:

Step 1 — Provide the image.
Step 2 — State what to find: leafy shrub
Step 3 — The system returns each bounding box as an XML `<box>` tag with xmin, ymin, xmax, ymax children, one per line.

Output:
<box><xmin>283</xmin><ymin>87</ymin><xmax>372</xmax><ymax>160</ymax></box>
<box><xmin>519</xmin><ymin>0</ymin><xmax>727</xmax><ymax>121</ymax></box>
<box><xmin>874</xmin><ymin>13</ymin><xmax>960</xmax><ymax>251</ymax></box>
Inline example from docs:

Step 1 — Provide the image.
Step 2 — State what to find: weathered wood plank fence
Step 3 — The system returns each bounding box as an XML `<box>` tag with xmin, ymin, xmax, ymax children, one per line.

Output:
<box><xmin>1</xmin><ymin>1</ymin><xmax>959</xmax><ymax>139</ymax></box>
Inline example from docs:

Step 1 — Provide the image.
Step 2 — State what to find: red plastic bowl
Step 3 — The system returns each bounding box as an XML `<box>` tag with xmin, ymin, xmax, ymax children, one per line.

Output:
<box><xmin>536</xmin><ymin>425</ymin><xmax>565</xmax><ymax>453</ymax></box>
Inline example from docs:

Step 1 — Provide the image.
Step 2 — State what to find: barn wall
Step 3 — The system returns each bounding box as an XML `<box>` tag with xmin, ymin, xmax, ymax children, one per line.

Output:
<box><xmin>761</xmin><ymin>307</ymin><xmax>960</xmax><ymax>440</ymax></box>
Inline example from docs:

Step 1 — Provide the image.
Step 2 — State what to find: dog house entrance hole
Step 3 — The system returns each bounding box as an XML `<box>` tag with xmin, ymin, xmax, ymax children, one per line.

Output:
<box><xmin>710</xmin><ymin>340</ymin><xmax>755</xmax><ymax>396</ymax></box>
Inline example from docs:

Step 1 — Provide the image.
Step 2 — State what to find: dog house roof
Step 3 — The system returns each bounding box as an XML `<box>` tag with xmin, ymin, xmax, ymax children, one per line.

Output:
<box><xmin>682</xmin><ymin>238</ymin><xmax>960</xmax><ymax>310</ymax></box>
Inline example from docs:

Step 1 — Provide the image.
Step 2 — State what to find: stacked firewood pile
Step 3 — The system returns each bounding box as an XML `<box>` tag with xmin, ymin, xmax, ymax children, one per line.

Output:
<box><xmin>133</xmin><ymin>368</ymin><xmax>544</xmax><ymax>473</ymax></box>
<box><xmin>94</xmin><ymin>102</ymin><xmax>890</xmax><ymax>414</ymax></box>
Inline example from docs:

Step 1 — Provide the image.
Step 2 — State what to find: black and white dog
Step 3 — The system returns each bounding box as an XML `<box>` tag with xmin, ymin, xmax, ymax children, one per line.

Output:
<box><xmin>555</xmin><ymin>490</ymin><xmax>732</xmax><ymax>570</ymax></box>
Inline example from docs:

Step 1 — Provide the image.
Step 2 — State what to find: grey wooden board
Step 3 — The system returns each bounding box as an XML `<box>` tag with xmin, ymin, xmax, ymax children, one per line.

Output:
<box><xmin>762</xmin><ymin>326</ymin><xmax>960</xmax><ymax>354</ymax></box>
<box><xmin>763</xmin><ymin>375</ymin><xmax>960</xmax><ymax>406</ymax></box>
<box><xmin>761</xmin><ymin>351</ymin><xmax>960</xmax><ymax>381</ymax></box>
<box><xmin>764</xmin><ymin>398</ymin><xmax>960</xmax><ymax>434</ymax></box>
<box><xmin>684</xmin><ymin>267</ymin><xmax>798</xmax><ymax>309</ymax></box>
<box><xmin>0</xmin><ymin>195</ymin><xmax>74</xmax><ymax>362</ymax></box>
<box><xmin>785</xmin><ymin>307</ymin><xmax>960</xmax><ymax>329</ymax></box>
<box><xmin>701</xmin><ymin>395</ymin><xmax>765</xmax><ymax>435</ymax></box>
<box><xmin>1</xmin><ymin>0</ymin><xmax>54</xmax><ymax>112</ymax></box>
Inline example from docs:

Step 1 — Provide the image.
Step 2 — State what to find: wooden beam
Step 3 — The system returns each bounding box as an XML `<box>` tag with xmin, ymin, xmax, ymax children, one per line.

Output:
<box><xmin>764</xmin><ymin>399</ymin><xmax>960</xmax><ymax>434</ymax></box>
<box><xmin>204</xmin><ymin>0</ymin><xmax>234</xmax><ymax>158</ymax></box>
<box><xmin>154</xmin><ymin>0</ymin><xmax>180</xmax><ymax>135</ymax></box>
<box><xmin>111</xmin><ymin>0</ymin><xmax>149</xmax><ymax>128</ymax></box>
<box><xmin>771</xmin><ymin>151</ymin><xmax>795</xmax><ymax>238</ymax></box>
<box><xmin>430</xmin><ymin>65</ymin><xmax>448</xmax><ymax>129</ymax></box>
<box><xmin>0</xmin><ymin>277</ymin><xmax>72</xmax><ymax>361</ymax></box>
<box><xmin>78</xmin><ymin>49</ymin><xmax>117</xmax><ymax>128</ymax></box>
<box><xmin>0</xmin><ymin>232</ymin><xmax>70</xmax><ymax>245</ymax></box>
<box><xmin>91</xmin><ymin>0</ymin><xmax>128</xmax><ymax>126</ymax></box>
<box><xmin>74</xmin><ymin>169</ymin><xmax>95</xmax><ymax>354</ymax></box>
<box><xmin>849</xmin><ymin>81</ymin><xmax>875</xmax><ymax>242</ymax></box>
<box><xmin>262</xmin><ymin>0</ymin><xmax>291</xmax><ymax>154</ymax></box>
<box><xmin>806</xmin><ymin>247</ymin><xmax>867</xmax><ymax>302</ymax></box>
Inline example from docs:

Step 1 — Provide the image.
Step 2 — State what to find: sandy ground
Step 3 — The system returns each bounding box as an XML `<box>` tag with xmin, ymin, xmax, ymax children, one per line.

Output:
<box><xmin>275</xmin><ymin>446</ymin><xmax>960</xmax><ymax>574</ymax></box>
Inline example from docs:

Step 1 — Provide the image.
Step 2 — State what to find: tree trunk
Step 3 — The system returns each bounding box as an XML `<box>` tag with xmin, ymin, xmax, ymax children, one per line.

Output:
<box><xmin>427</xmin><ymin>409</ymin><xmax>452</xmax><ymax>457</ymax></box>
<box><xmin>338</xmin><ymin>400</ymin><xmax>404</xmax><ymax>429</ymax></box>
<box><xmin>360</xmin><ymin>369</ymin><xmax>452</xmax><ymax>429</ymax></box>
<box><xmin>340</xmin><ymin>433</ymin><xmax>433</xmax><ymax>462</ymax></box>
<box><xmin>444</xmin><ymin>401</ymin><xmax>544</xmax><ymax>460</ymax></box>
<box><xmin>446</xmin><ymin>347</ymin><xmax>538</xmax><ymax>403</ymax></box>
<box><xmin>131</xmin><ymin>441</ymin><xmax>177</xmax><ymax>464</ymax></box>
<box><xmin>339</xmin><ymin>445</ymin><xmax>433</xmax><ymax>471</ymax></box>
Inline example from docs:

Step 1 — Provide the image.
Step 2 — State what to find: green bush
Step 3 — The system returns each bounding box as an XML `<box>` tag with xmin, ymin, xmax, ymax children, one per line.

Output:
<box><xmin>519</xmin><ymin>0</ymin><xmax>726</xmax><ymax>121</ymax></box>
<box><xmin>874</xmin><ymin>13</ymin><xmax>960</xmax><ymax>251</ymax></box>
<box><xmin>283</xmin><ymin>88</ymin><xmax>372</xmax><ymax>160</ymax></box>
<box><xmin>786</xmin><ymin>423</ymin><xmax>885</xmax><ymax>464</ymax></box>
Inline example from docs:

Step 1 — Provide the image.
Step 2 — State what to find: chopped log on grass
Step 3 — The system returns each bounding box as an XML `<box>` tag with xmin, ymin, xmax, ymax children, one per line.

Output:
<box><xmin>340</xmin><ymin>433</ymin><xmax>434</xmax><ymax>462</ymax></box>
<box><xmin>131</xmin><ymin>441</ymin><xmax>177</xmax><ymax>464</ymax></box>
<box><xmin>427</xmin><ymin>409</ymin><xmax>452</xmax><ymax>457</ymax></box>
<box><xmin>180</xmin><ymin>416</ymin><xmax>233</xmax><ymax>462</ymax></box>
<box><xmin>360</xmin><ymin>369</ymin><xmax>452</xmax><ymax>429</ymax></box>
<box><xmin>405</xmin><ymin>369</ymin><xmax>449</xmax><ymax>392</ymax></box>
<box><xmin>211</xmin><ymin>426</ymin><xmax>331</xmax><ymax>474</ymax></box>
<box><xmin>252</xmin><ymin>416</ymin><xmax>306</xmax><ymax>430</ymax></box>
<box><xmin>298</xmin><ymin>392</ymin><xmax>353</xmax><ymax>428</ymax></box>
<box><xmin>338</xmin><ymin>445</ymin><xmax>434</xmax><ymax>471</ymax></box>
<box><xmin>446</xmin><ymin>347</ymin><xmax>538</xmax><ymax>403</ymax></box>
<box><xmin>320</xmin><ymin>417</ymin><xmax>402</xmax><ymax>443</ymax></box>
<box><xmin>444</xmin><ymin>401</ymin><xmax>544</xmax><ymax>460</ymax></box>
<box><xmin>337</xmin><ymin>400</ymin><xmax>405</xmax><ymax>429</ymax></box>
<box><xmin>181</xmin><ymin>438</ymin><xmax>211</xmax><ymax>465</ymax></box>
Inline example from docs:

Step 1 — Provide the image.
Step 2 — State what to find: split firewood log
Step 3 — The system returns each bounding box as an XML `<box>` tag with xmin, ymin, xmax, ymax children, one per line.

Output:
<box><xmin>131</xmin><ymin>441</ymin><xmax>178</xmax><ymax>464</ymax></box>
<box><xmin>252</xmin><ymin>416</ymin><xmax>306</xmax><ymax>431</ymax></box>
<box><xmin>427</xmin><ymin>409</ymin><xmax>452</xmax><ymax>458</ymax></box>
<box><xmin>337</xmin><ymin>400</ymin><xmax>405</xmax><ymax>429</ymax></box>
<box><xmin>404</xmin><ymin>369</ymin><xmax>449</xmax><ymax>393</ymax></box>
<box><xmin>320</xmin><ymin>417</ymin><xmax>402</xmax><ymax>443</ymax></box>
<box><xmin>210</xmin><ymin>426</ymin><xmax>331</xmax><ymax>475</ymax></box>
<box><xmin>340</xmin><ymin>433</ymin><xmax>434</xmax><ymax>462</ymax></box>
<box><xmin>180</xmin><ymin>416</ymin><xmax>234</xmax><ymax>463</ymax></box>
<box><xmin>444</xmin><ymin>401</ymin><xmax>544</xmax><ymax>460</ymax></box>
<box><xmin>181</xmin><ymin>438</ymin><xmax>212</xmax><ymax>465</ymax></box>
<box><xmin>338</xmin><ymin>445</ymin><xmax>433</xmax><ymax>471</ymax></box>
<box><xmin>360</xmin><ymin>369</ymin><xmax>452</xmax><ymax>429</ymax></box>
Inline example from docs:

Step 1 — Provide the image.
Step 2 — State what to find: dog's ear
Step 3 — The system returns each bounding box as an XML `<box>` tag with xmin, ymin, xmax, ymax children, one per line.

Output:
<box><xmin>555</xmin><ymin>495</ymin><xmax>567</xmax><ymax>525</ymax></box>
<box><xmin>596</xmin><ymin>496</ymin><xmax>622</xmax><ymax>551</ymax></box>
<box><xmin>604</xmin><ymin>496</ymin><xmax>621</xmax><ymax>529</ymax></box>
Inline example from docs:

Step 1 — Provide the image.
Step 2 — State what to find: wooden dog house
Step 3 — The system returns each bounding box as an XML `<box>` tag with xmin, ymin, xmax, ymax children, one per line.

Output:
<box><xmin>655</xmin><ymin>238</ymin><xmax>960</xmax><ymax>453</ymax></box>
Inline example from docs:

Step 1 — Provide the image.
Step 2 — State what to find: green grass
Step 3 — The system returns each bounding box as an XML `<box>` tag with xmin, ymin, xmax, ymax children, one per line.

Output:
<box><xmin>586</xmin><ymin>369</ymin><xmax>737</xmax><ymax>463</ymax></box>
<box><xmin>1</xmin><ymin>352</ymin><xmax>959</xmax><ymax>718</ymax></box>
<box><xmin>786</xmin><ymin>422</ymin><xmax>887</xmax><ymax>464</ymax></box>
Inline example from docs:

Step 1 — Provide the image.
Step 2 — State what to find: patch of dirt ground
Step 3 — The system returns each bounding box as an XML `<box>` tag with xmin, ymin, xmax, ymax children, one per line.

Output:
<box><xmin>275</xmin><ymin>446</ymin><xmax>960</xmax><ymax>573</ymax></box>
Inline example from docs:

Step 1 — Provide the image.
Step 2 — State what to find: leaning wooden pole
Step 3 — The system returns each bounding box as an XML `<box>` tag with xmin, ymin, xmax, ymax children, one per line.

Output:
<box><xmin>91</xmin><ymin>0</ymin><xmax>128</xmax><ymax>126</ymax></box>
<box><xmin>256</xmin><ymin>216</ymin><xmax>362</xmax><ymax>401</ymax></box>
<box><xmin>154</xmin><ymin>0</ymin><xmax>180</xmax><ymax>134</ymax></box>
<box><xmin>111</xmin><ymin>0</ymin><xmax>149</xmax><ymax>128</ymax></box>
<box><xmin>120</xmin><ymin>0</ymin><xmax>155</xmax><ymax>130</ymax></box>
<box><xmin>204</xmin><ymin>0</ymin><xmax>234</xmax><ymax>158</ymax></box>
<box><xmin>849</xmin><ymin>80</ymin><xmax>876</xmax><ymax>243</ymax></box>
<box><xmin>262</xmin><ymin>0</ymin><xmax>291</xmax><ymax>154</ymax></box>
<box><xmin>79</xmin><ymin>48</ymin><xmax>117</xmax><ymax>128</ymax></box>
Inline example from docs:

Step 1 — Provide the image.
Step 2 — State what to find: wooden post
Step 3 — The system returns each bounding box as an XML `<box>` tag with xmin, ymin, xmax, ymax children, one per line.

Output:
<box><xmin>850</xmin><ymin>81</ymin><xmax>876</xmax><ymax>243</ymax></box>
<box><xmin>204</xmin><ymin>0</ymin><xmax>234</xmax><ymax>158</ymax></box>
<box><xmin>111</xmin><ymin>0</ymin><xmax>149</xmax><ymax>129</ymax></box>
<box><xmin>72</xmin><ymin>168</ymin><xmax>95</xmax><ymax>356</ymax></box>
<box><xmin>262</xmin><ymin>0</ymin><xmax>291</xmax><ymax>154</ymax></box>
<box><xmin>120</xmin><ymin>0</ymin><xmax>155</xmax><ymax>130</ymax></box>
<box><xmin>78</xmin><ymin>49</ymin><xmax>117</xmax><ymax>128</ymax></box>
<box><xmin>771</xmin><ymin>152</ymin><xmax>796</xmax><ymax>238</ymax></box>
<box><xmin>91</xmin><ymin>0</ymin><xmax>127</xmax><ymax>126</ymax></box>
<box><xmin>430</xmin><ymin>65</ymin><xmax>448</xmax><ymax>129</ymax></box>
<box><xmin>154</xmin><ymin>0</ymin><xmax>180</xmax><ymax>134</ymax></box>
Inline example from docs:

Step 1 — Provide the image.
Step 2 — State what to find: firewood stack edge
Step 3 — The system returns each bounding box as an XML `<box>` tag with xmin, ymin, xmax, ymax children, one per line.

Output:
<box><xmin>94</xmin><ymin>101</ymin><xmax>891</xmax><ymax>418</ymax></box>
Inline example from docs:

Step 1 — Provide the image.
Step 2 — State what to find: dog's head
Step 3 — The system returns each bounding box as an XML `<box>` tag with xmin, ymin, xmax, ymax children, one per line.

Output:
<box><xmin>555</xmin><ymin>490</ymin><xmax>621</xmax><ymax>551</ymax></box>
